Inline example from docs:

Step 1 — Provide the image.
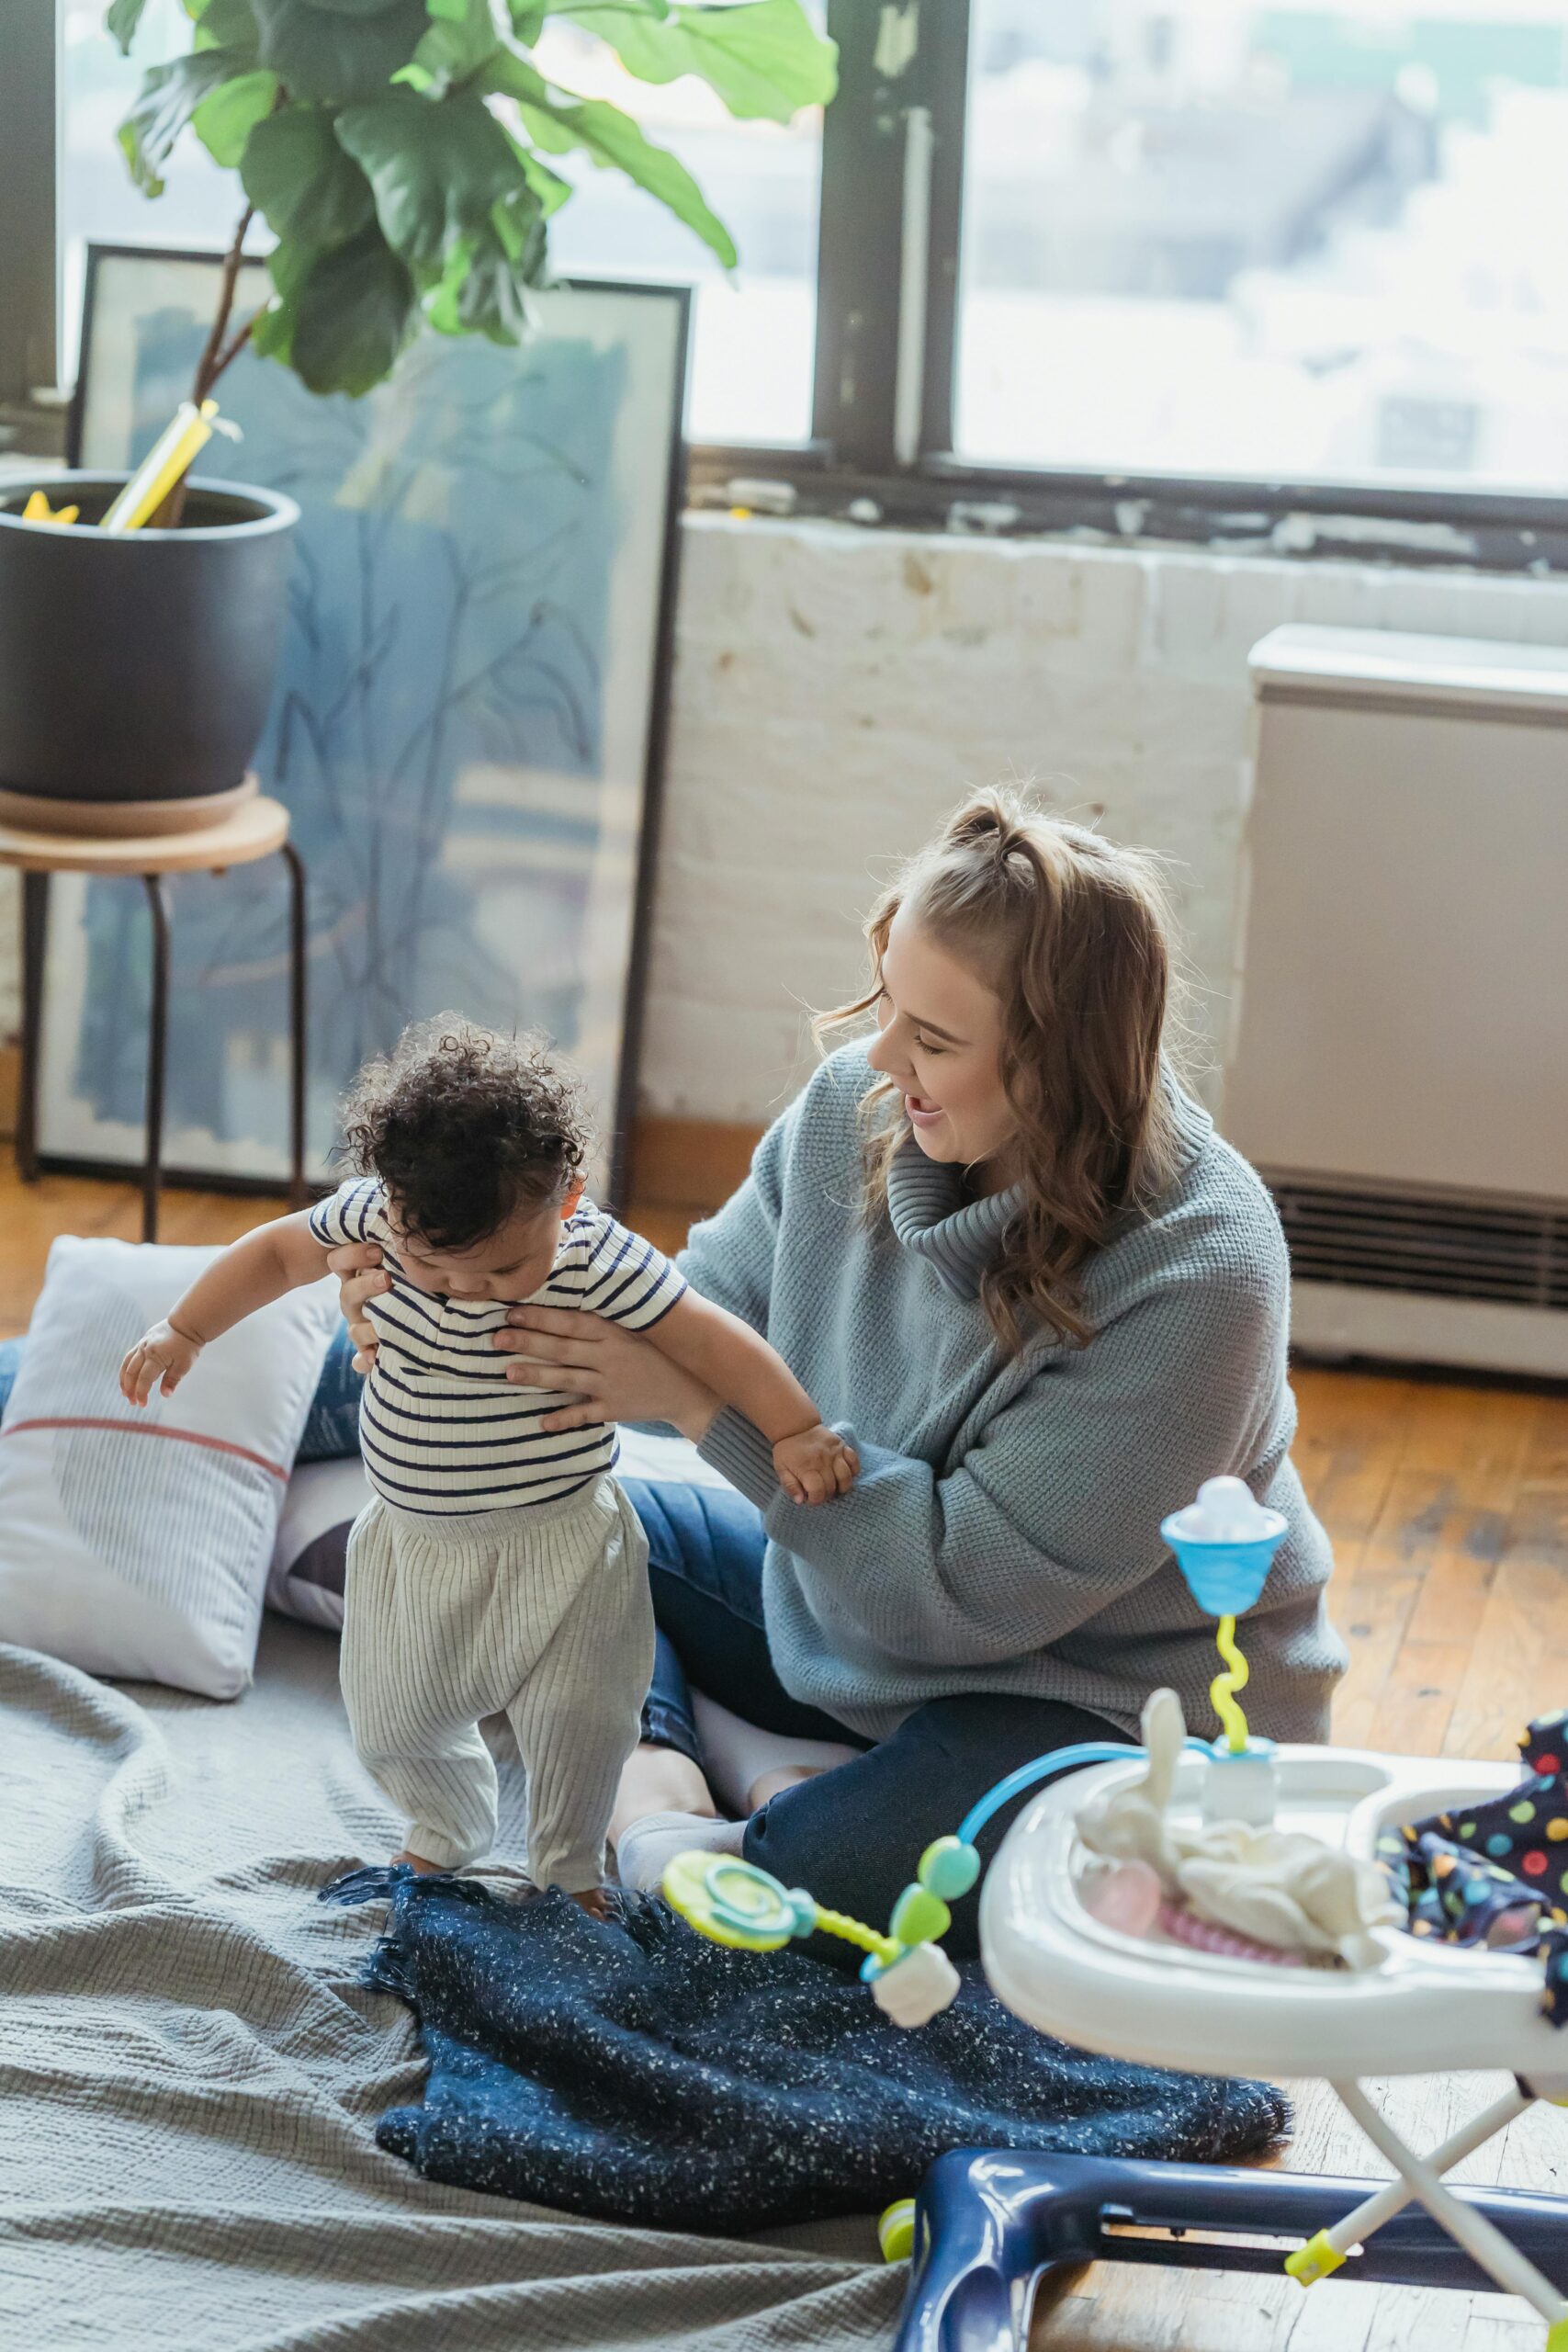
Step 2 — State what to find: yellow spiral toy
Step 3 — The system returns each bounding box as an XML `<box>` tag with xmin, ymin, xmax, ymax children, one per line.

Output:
<box><xmin>1210</xmin><ymin>1614</ymin><xmax>1252</xmax><ymax>1755</ymax></box>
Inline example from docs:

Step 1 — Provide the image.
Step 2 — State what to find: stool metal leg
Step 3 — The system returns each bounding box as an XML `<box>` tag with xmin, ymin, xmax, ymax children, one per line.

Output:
<box><xmin>16</xmin><ymin>869</ymin><xmax>49</xmax><ymax>1184</ymax></box>
<box><xmin>281</xmin><ymin>841</ymin><xmax>308</xmax><ymax>1206</ymax></box>
<box><xmin>142</xmin><ymin>874</ymin><xmax>170</xmax><ymax>1246</ymax></box>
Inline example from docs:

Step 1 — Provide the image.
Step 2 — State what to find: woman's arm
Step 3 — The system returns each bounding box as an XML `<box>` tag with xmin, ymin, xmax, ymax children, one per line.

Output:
<box><xmin>697</xmin><ymin>1265</ymin><xmax>1283</xmax><ymax>1667</ymax></box>
<box><xmin>120</xmin><ymin>1212</ymin><xmax>328</xmax><ymax>1404</ymax></box>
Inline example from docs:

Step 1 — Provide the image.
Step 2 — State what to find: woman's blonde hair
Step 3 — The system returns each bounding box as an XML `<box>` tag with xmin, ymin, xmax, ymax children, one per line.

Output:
<box><xmin>821</xmin><ymin>788</ymin><xmax>1189</xmax><ymax>1353</ymax></box>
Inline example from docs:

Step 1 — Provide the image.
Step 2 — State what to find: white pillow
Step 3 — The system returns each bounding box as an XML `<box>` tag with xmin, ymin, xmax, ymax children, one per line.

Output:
<box><xmin>0</xmin><ymin>1238</ymin><xmax>339</xmax><ymax>1698</ymax></box>
<box><xmin>267</xmin><ymin>1455</ymin><xmax>370</xmax><ymax>1631</ymax></box>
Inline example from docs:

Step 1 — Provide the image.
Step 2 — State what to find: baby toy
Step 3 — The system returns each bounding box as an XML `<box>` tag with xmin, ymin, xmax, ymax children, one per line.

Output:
<box><xmin>664</xmin><ymin>1474</ymin><xmax>1357</xmax><ymax>2016</ymax></box>
<box><xmin>665</xmin><ymin>1474</ymin><xmax>1568</xmax><ymax>2349</ymax></box>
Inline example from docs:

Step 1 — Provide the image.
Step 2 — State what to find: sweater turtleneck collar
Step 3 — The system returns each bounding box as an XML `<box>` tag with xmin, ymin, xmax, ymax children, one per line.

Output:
<box><xmin>881</xmin><ymin>1076</ymin><xmax>1213</xmax><ymax>1301</ymax></box>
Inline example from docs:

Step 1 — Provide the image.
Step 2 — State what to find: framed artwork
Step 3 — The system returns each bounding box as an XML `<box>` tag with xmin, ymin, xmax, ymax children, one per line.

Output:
<box><xmin>51</xmin><ymin>243</ymin><xmax>689</xmax><ymax>1199</ymax></box>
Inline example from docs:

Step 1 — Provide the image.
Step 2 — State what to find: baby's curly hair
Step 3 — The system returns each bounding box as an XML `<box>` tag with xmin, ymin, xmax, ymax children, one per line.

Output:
<box><xmin>340</xmin><ymin>1016</ymin><xmax>592</xmax><ymax>1251</ymax></box>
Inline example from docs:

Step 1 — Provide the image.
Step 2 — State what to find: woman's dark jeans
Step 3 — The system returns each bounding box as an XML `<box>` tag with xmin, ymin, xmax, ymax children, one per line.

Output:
<box><xmin>620</xmin><ymin>1475</ymin><xmax>1130</xmax><ymax>1962</ymax></box>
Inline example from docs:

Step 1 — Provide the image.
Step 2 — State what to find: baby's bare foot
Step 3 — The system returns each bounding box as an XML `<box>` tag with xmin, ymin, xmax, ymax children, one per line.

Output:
<box><xmin>392</xmin><ymin>1849</ymin><xmax>447</xmax><ymax>1876</ymax></box>
<box><xmin>569</xmin><ymin>1886</ymin><xmax>612</xmax><ymax>1920</ymax></box>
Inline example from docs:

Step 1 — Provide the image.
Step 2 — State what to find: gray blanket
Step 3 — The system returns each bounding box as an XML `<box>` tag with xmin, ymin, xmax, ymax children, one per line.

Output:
<box><xmin>0</xmin><ymin>1623</ymin><xmax>895</xmax><ymax>2352</ymax></box>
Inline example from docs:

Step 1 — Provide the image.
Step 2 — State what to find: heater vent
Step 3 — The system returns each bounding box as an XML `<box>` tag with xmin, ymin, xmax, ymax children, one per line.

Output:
<box><xmin>1266</xmin><ymin>1178</ymin><xmax>1568</xmax><ymax>1315</ymax></box>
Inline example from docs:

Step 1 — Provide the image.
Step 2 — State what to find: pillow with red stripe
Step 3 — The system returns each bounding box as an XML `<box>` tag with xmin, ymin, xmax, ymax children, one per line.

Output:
<box><xmin>0</xmin><ymin>1237</ymin><xmax>339</xmax><ymax>1698</ymax></box>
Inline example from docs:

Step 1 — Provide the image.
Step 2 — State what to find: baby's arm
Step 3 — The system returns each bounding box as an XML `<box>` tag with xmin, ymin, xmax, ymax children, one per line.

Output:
<box><xmin>119</xmin><ymin>1211</ymin><xmax>329</xmax><ymax>1404</ymax></box>
<box><xmin>643</xmin><ymin>1292</ymin><xmax>858</xmax><ymax>1505</ymax></box>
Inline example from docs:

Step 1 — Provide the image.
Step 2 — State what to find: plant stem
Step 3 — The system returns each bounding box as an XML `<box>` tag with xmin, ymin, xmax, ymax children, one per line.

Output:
<box><xmin>154</xmin><ymin>202</ymin><xmax>255</xmax><ymax>527</ymax></box>
<box><xmin>194</xmin><ymin>202</ymin><xmax>255</xmax><ymax>407</ymax></box>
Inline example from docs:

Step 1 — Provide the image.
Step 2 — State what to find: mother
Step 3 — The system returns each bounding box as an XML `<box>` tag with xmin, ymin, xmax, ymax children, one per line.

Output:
<box><xmin>332</xmin><ymin>790</ymin><xmax>1346</xmax><ymax>1951</ymax></box>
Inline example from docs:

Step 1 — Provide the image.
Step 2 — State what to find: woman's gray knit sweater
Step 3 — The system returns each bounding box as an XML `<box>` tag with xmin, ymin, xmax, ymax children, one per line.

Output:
<box><xmin>686</xmin><ymin>1046</ymin><xmax>1346</xmax><ymax>1745</ymax></box>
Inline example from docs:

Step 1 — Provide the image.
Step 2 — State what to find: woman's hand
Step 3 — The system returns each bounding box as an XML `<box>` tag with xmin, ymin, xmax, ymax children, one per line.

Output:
<box><xmin>491</xmin><ymin>1307</ymin><xmax>721</xmax><ymax>1442</ymax></box>
<box><xmin>325</xmin><ymin>1240</ymin><xmax>389</xmax><ymax>1374</ymax></box>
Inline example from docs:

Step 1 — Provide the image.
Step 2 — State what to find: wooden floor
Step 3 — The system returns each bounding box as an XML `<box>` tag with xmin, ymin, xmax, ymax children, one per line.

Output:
<box><xmin>4</xmin><ymin>1167</ymin><xmax>1568</xmax><ymax>2347</ymax></box>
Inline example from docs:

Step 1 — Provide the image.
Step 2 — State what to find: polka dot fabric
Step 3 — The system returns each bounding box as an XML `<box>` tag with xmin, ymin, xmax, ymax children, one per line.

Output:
<box><xmin>1378</xmin><ymin>1709</ymin><xmax>1568</xmax><ymax>2027</ymax></box>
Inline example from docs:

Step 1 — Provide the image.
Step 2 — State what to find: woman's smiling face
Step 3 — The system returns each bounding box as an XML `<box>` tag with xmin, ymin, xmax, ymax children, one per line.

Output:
<box><xmin>863</xmin><ymin>904</ymin><xmax>1018</xmax><ymax>1182</ymax></box>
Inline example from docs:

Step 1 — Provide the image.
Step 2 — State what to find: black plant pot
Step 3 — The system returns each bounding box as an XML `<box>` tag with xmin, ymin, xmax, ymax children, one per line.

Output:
<box><xmin>0</xmin><ymin>474</ymin><xmax>299</xmax><ymax>835</ymax></box>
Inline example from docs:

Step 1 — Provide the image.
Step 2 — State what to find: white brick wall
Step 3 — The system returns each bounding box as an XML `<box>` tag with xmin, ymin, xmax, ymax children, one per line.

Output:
<box><xmin>8</xmin><ymin>516</ymin><xmax>1568</xmax><ymax>1124</ymax></box>
<box><xmin>645</xmin><ymin>517</ymin><xmax>1568</xmax><ymax>1120</ymax></box>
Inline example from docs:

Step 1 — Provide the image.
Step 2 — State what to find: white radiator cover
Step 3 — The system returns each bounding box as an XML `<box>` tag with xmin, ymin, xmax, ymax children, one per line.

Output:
<box><xmin>1226</xmin><ymin>623</ymin><xmax>1568</xmax><ymax>1378</ymax></box>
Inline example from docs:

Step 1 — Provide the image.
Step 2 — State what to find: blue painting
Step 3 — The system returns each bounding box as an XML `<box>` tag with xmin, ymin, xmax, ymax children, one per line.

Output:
<box><xmin>54</xmin><ymin>250</ymin><xmax>686</xmax><ymax>1193</ymax></box>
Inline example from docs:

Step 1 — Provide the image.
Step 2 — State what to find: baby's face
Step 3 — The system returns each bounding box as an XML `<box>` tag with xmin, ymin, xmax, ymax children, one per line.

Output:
<box><xmin>389</xmin><ymin>1192</ymin><xmax>576</xmax><ymax>1303</ymax></box>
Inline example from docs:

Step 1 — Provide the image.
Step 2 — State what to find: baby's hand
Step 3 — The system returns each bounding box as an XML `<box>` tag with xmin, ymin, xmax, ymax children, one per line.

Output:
<box><xmin>773</xmin><ymin>1423</ymin><xmax>860</xmax><ymax>1505</ymax></box>
<box><xmin>119</xmin><ymin>1319</ymin><xmax>204</xmax><ymax>1407</ymax></box>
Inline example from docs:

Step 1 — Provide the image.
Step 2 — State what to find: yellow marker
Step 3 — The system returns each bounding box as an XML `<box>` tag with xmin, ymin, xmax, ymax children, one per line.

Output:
<box><xmin>1210</xmin><ymin>1613</ymin><xmax>1252</xmax><ymax>1755</ymax></box>
<box><xmin>101</xmin><ymin>400</ymin><xmax>220</xmax><ymax>533</ymax></box>
<box><xmin>20</xmin><ymin>490</ymin><xmax>79</xmax><ymax>527</ymax></box>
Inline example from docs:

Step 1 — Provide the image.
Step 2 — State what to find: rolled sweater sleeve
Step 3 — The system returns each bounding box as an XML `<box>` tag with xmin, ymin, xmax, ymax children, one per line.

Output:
<box><xmin>702</xmin><ymin>1252</ymin><xmax>1284</xmax><ymax>1669</ymax></box>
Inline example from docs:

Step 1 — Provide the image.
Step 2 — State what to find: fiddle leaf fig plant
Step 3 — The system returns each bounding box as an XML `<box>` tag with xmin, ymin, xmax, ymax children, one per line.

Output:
<box><xmin>108</xmin><ymin>0</ymin><xmax>836</xmax><ymax>403</ymax></box>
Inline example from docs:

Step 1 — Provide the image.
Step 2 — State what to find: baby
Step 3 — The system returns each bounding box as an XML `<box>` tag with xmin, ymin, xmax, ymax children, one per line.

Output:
<box><xmin>119</xmin><ymin>1017</ymin><xmax>857</xmax><ymax>1910</ymax></box>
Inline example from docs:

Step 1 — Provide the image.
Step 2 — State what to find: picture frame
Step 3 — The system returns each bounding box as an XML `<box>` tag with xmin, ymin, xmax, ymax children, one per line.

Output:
<box><xmin>49</xmin><ymin>243</ymin><xmax>689</xmax><ymax>1202</ymax></box>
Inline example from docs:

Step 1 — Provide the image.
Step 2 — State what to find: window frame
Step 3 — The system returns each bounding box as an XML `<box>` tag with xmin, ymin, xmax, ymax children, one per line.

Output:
<box><xmin>16</xmin><ymin>0</ymin><xmax>1568</xmax><ymax>571</ymax></box>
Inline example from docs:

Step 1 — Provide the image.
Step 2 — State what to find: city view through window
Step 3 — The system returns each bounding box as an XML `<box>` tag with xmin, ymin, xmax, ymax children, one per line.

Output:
<box><xmin>60</xmin><ymin>1</ymin><xmax>1568</xmax><ymax>488</ymax></box>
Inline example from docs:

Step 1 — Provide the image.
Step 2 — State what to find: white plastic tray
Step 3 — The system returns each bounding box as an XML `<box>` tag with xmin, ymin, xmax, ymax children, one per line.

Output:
<box><xmin>980</xmin><ymin>1747</ymin><xmax>1568</xmax><ymax>2082</ymax></box>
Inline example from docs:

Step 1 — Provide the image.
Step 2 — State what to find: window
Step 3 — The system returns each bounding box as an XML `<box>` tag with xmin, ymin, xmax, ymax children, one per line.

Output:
<box><xmin>13</xmin><ymin>0</ymin><xmax>1568</xmax><ymax>550</ymax></box>
<box><xmin>60</xmin><ymin>0</ymin><xmax>234</xmax><ymax>372</ymax></box>
<box><xmin>536</xmin><ymin>19</ymin><xmax>823</xmax><ymax>445</ymax></box>
<box><xmin>958</xmin><ymin>0</ymin><xmax>1568</xmax><ymax>492</ymax></box>
<box><xmin>52</xmin><ymin>0</ymin><xmax>823</xmax><ymax>445</ymax></box>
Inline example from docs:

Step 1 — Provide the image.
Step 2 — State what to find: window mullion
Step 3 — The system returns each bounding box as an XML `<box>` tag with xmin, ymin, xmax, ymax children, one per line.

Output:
<box><xmin>814</xmin><ymin>0</ymin><xmax>970</xmax><ymax>472</ymax></box>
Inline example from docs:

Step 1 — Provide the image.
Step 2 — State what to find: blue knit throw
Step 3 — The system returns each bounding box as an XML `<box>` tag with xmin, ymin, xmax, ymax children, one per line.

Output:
<box><xmin>324</xmin><ymin>1869</ymin><xmax>1290</xmax><ymax>2233</ymax></box>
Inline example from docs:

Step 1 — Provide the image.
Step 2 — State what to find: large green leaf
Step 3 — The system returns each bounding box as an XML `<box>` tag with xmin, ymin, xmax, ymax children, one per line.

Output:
<box><xmin>106</xmin><ymin>0</ymin><xmax>152</xmax><ymax>52</ymax></box>
<box><xmin>191</xmin><ymin>67</ymin><xmax>277</xmax><ymax>164</ymax></box>
<box><xmin>504</xmin><ymin>0</ymin><xmax>547</xmax><ymax>39</ymax></box>
<box><xmin>513</xmin><ymin>141</ymin><xmax>570</xmax><ymax>217</ymax></box>
<box><xmin>288</xmin><ymin>226</ymin><xmax>417</xmax><ymax>391</ymax></box>
<box><xmin>293</xmin><ymin>0</ymin><xmax>417</xmax><ymax>16</ymax></box>
<box><xmin>243</xmin><ymin>102</ymin><xmax>375</xmax><ymax>244</ymax></box>
<box><xmin>191</xmin><ymin>0</ymin><xmax>259</xmax><ymax>49</ymax></box>
<box><xmin>491</xmin><ymin>52</ymin><xmax>736</xmax><ymax>264</ymax></box>
<box><xmin>250</xmin><ymin>0</ymin><xmax>428</xmax><ymax>102</ymax></box>
<box><xmin>424</xmin><ymin>209</ymin><xmax>541</xmax><ymax>340</ymax></box>
<box><xmin>394</xmin><ymin>0</ymin><xmax>500</xmax><ymax>96</ymax></box>
<box><xmin>334</xmin><ymin>85</ymin><xmax>533</xmax><ymax>274</ymax></box>
<box><xmin>118</xmin><ymin>47</ymin><xmax>254</xmax><ymax>194</ymax></box>
<box><xmin>552</xmin><ymin>0</ymin><xmax>834</xmax><ymax>121</ymax></box>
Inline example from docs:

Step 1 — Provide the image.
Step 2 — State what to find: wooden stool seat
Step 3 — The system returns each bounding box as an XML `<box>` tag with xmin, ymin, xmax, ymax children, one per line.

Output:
<box><xmin>0</xmin><ymin>793</ymin><xmax>290</xmax><ymax>877</ymax></box>
<box><xmin>3</xmin><ymin>786</ymin><xmax>308</xmax><ymax>1240</ymax></box>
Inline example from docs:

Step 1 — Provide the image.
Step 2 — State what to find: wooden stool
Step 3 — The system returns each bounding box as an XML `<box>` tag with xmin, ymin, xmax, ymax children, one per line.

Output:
<box><xmin>1</xmin><ymin>789</ymin><xmax>308</xmax><ymax>1242</ymax></box>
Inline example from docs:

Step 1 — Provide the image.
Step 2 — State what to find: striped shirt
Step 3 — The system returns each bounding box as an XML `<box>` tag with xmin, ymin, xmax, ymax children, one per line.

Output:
<box><xmin>308</xmin><ymin>1178</ymin><xmax>687</xmax><ymax>1515</ymax></box>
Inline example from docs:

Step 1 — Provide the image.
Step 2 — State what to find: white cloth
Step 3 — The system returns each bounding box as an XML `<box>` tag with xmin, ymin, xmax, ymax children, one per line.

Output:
<box><xmin>339</xmin><ymin>1477</ymin><xmax>654</xmax><ymax>1889</ymax></box>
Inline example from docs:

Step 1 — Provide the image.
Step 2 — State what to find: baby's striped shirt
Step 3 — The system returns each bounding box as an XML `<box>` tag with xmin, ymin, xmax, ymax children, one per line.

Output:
<box><xmin>308</xmin><ymin>1178</ymin><xmax>687</xmax><ymax>1514</ymax></box>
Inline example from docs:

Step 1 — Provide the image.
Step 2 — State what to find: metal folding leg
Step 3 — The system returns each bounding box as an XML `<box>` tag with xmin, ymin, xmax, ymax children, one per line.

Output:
<box><xmin>280</xmin><ymin>840</ymin><xmax>308</xmax><ymax>1207</ymax></box>
<box><xmin>1327</xmin><ymin>2079</ymin><xmax>1568</xmax><ymax>2332</ymax></box>
<box><xmin>16</xmin><ymin>868</ymin><xmax>48</xmax><ymax>1184</ymax></box>
<box><xmin>141</xmin><ymin>873</ymin><xmax>170</xmax><ymax>1244</ymax></box>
